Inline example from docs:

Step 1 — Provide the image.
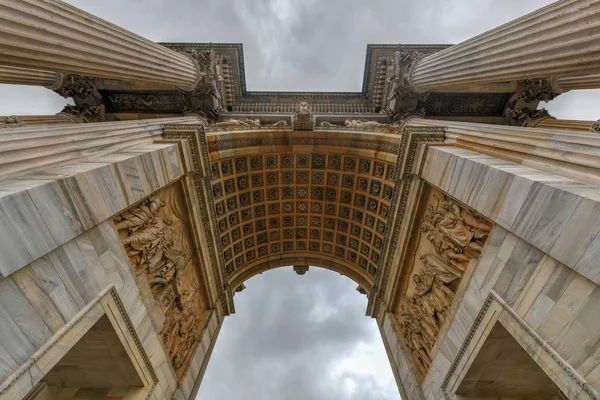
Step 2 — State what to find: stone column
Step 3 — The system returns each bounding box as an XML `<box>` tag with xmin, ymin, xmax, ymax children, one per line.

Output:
<box><xmin>0</xmin><ymin>66</ymin><xmax>62</xmax><ymax>89</ymax></box>
<box><xmin>0</xmin><ymin>113</ymin><xmax>81</xmax><ymax>128</ymax></box>
<box><xmin>0</xmin><ymin>0</ymin><xmax>200</xmax><ymax>90</ymax></box>
<box><xmin>410</xmin><ymin>0</ymin><xmax>600</xmax><ymax>92</ymax></box>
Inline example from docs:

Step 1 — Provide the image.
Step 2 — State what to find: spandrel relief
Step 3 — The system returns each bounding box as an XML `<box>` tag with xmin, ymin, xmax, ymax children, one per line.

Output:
<box><xmin>395</xmin><ymin>187</ymin><xmax>492</xmax><ymax>379</ymax></box>
<box><xmin>114</xmin><ymin>183</ymin><xmax>205</xmax><ymax>379</ymax></box>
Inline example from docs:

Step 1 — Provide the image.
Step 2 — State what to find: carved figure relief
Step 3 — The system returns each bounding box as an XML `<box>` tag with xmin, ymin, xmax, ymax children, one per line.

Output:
<box><xmin>396</xmin><ymin>188</ymin><xmax>492</xmax><ymax>379</ymax></box>
<box><xmin>114</xmin><ymin>184</ymin><xmax>205</xmax><ymax>379</ymax></box>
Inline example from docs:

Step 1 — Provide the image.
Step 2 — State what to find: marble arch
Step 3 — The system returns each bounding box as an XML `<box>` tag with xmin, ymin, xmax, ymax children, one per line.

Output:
<box><xmin>1</xmin><ymin>1</ymin><xmax>600</xmax><ymax>399</ymax></box>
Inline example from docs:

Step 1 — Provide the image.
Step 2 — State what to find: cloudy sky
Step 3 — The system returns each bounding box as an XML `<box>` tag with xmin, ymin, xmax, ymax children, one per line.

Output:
<box><xmin>1</xmin><ymin>1</ymin><xmax>599</xmax><ymax>399</ymax></box>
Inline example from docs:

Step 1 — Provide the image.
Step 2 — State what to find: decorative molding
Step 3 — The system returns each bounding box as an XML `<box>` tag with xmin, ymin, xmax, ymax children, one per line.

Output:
<box><xmin>318</xmin><ymin>119</ymin><xmax>402</xmax><ymax>133</ymax></box>
<box><xmin>207</xmin><ymin>136</ymin><xmax>399</xmax><ymax>154</ymax></box>
<box><xmin>440</xmin><ymin>293</ymin><xmax>495</xmax><ymax>397</ymax></box>
<box><xmin>162</xmin><ymin>126</ymin><xmax>233</xmax><ymax>316</ymax></box>
<box><xmin>368</xmin><ymin>126</ymin><xmax>446</xmax><ymax>318</ymax></box>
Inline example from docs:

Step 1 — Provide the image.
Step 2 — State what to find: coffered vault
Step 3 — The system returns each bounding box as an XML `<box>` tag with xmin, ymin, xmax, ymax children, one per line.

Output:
<box><xmin>2</xmin><ymin>1</ymin><xmax>600</xmax><ymax>400</ymax></box>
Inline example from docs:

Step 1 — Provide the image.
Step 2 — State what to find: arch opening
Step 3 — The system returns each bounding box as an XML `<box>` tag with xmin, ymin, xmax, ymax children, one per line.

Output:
<box><xmin>198</xmin><ymin>267</ymin><xmax>401</xmax><ymax>400</ymax></box>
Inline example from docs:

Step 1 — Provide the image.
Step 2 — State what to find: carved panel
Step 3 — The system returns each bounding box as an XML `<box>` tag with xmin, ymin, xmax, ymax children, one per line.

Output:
<box><xmin>394</xmin><ymin>186</ymin><xmax>493</xmax><ymax>380</ymax></box>
<box><xmin>113</xmin><ymin>183</ymin><xmax>206</xmax><ymax>379</ymax></box>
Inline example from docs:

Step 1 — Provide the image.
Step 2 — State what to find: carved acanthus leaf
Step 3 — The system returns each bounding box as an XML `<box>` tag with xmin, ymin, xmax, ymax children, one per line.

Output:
<box><xmin>515</xmin><ymin>78</ymin><xmax>560</xmax><ymax>104</ymax></box>
<box><xmin>61</xmin><ymin>104</ymin><xmax>104</xmax><ymax>123</ymax></box>
<box><xmin>384</xmin><ymin>51</ymin><xmax>429</xmax><ymax>116</ymax></box>
<box><xmin>506</xmin><ymin>107</ymin><xmax>551</xmax><ymax>127</ymax></box>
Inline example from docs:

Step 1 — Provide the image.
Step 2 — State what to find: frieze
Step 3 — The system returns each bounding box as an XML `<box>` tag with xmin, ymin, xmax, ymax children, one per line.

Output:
<box><xmin>113</xmin><ymin>184</ymin><xmax>208</xmax><ymax>379</ymax></box>
<box><xmin>104</xmin><ymin>92</ymin><xmax>187</xmax><ymax>114</ymax></box>
<box><xmin>318</xmin><ymin>119</ymin><xmax>401</xmax><ymax>133</ymax></box>
<box><xmin>420</xmin><ymin>93</ymin><xmax>511</xmax><ymax>116</ymax></box>
<box><xmin>395</xmin><ymin>188</ymin><xmax>492</xmax><ymax>379</ymax></box>
<box><xmin>208</xmin><ymin>117</ymin><xmax>288</xmax><ymax>131</ymax></box>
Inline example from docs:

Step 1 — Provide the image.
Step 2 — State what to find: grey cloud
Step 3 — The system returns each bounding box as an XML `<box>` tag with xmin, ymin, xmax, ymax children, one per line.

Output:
<box><xmin>1</xmin><ymin>1</ymin><xmax>599</xmax><ymax>399</ymax></box>
<box><xmin>198</xmin><ymin>268</ymin><xmax>398</xmax><ymax>400</ymax></box>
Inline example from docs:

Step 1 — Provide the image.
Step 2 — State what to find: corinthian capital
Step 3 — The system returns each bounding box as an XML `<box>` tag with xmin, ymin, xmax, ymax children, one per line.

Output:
<box><xmin>515</xmin><ymin>78</ymin><xmax>560</xmax><ymax>104</ymax></box>
<box><xmin>384</xmin><ymin>51</ymin><xmax>429</xmax><ymax>117</ymax></box>
<box><xmin>506</xmin><ymin>107</ymin><xmax>552</xmax><ymax>127</ymax></box>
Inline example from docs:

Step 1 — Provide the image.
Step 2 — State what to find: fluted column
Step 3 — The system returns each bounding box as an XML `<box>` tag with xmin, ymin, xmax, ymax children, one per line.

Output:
<box><xmin>0</xmin><ymin>66</ymin><xmax>63</xmax><ymax>89</ymax></box>
<box><xmin>0</xmin><ymin>113</ymin><xmax>81</xmax><ymax>128</ymax></box>
<box><xmin>551</xmin><ymin>74</ymin><xmax>600</xmax><ymax>93</ymax></box>
<box><xmin>0</xmin><ymin>0</ymin><xmax>200</xmax><ymax>90</ymax></box>
<box><xmin>410</xmin><ymin>0</ymin><xmax>600</xmax><ymax>92</ymax></box>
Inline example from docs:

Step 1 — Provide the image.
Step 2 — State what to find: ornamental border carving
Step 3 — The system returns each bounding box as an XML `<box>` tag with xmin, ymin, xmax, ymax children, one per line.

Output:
<box><xmin>162</xmin><ymin>125</ymin><xmax>233</xmax><ymax>315</ymax></box>
<box><xmin>206</xmin><ymin>136</ymin><xmax>400</xmax><ymax>154</ymax></box>
<box><xmin>440</xmin><ymin>292</ymin><xmax>599</xmax><ymax>400</ymax></box>
<box><xmin>368</xmin><ymin>126</ymin><xmax>446</xmax><ymax>317</ymax></box>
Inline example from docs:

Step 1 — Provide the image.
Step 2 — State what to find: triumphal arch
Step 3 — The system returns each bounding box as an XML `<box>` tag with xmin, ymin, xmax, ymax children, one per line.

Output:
<box><xmin>1</xmin><ymin>0</ymin><xmax>600</xmax><ymax>399</ymax></box>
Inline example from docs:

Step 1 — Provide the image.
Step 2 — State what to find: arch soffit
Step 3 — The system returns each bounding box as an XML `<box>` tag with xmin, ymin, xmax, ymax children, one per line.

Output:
<box><xmin>229</xmin><ymin>253</ymin><xmax>373</xmax><ymax>293</ymax></box>
<box><xmin>206</xmin><ymin>128</ymin><xmax>402</xmax><ymax>294</ymax></box>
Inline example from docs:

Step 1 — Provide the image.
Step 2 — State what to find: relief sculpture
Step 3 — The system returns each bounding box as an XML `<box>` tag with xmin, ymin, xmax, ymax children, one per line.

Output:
<box><xmin>114</xmin><ymin>185</ymin><xmax>205</xmax><ymax>379</ymax></box>
<box><xmin>397</xmin><ymin>189</ymin><xmax>492</xmax><ymax>378</ymax></box>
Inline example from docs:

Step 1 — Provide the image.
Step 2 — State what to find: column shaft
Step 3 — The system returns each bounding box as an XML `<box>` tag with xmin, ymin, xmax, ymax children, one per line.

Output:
<box><xmin>0</xmin><ymin>66</ymin><xmax>62</xmax><ymax>89</ymax></box>
<box><xmin>0</xmin><ymin>0</ymin><xmax>199</xmax><ymax>90</ymax></box>
<box><xmin>552</xmin><ymin>74</ymin><xmax>600</xmax><ymax>92</ymax></box>
<box><xmin>411</xmin><ymin>0</ymin><xmax>600</xmax><ymax>92</ymax></box>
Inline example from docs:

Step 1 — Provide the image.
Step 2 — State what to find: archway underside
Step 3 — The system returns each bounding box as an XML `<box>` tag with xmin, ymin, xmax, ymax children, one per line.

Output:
<box><xmin>206</xmin><ymin>129</ymin><xmax>400</xmax><ymax>294</ymax></box>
